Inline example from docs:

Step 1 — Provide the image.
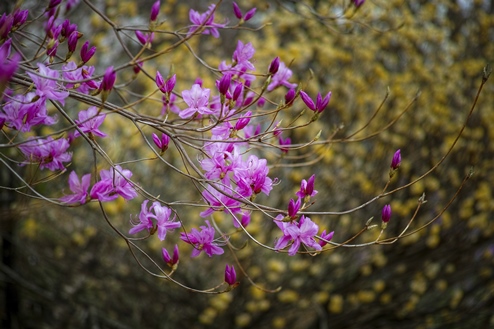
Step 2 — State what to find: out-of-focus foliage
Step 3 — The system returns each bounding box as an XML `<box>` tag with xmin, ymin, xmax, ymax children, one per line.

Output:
<box><xmin>2</xmin><ymin>0</ymin><xmax>493</xmax><ymax>328</ymax></box>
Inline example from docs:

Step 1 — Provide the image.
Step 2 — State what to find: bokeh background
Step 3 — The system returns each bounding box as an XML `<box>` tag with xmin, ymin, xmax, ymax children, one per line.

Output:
<box><xmin>1</xmin><ymin>0</ymin><xmax>493</xmax><ymax>328</ymax></box>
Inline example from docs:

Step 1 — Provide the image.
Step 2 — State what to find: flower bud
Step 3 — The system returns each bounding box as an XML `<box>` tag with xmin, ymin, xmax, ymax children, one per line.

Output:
<box><xmin>152</xmin><ymin>132</ymin><xmax>170</xmax><ymax>153</ymax></box>
<box><xmin>381</xmin><ymin>204</ymin><xmax>391</xmax><ymax>229</ymax></box>
<box><xmin>150</xmin><ymin>0</ymin><xmax>160</xmax><ymax>21</ymax></box>
<box><xmin>225</xmin><ymin>264</ymin><xmax>237</xmax><ymax>286</ymax></box>
<box><xmin>268</xmin><ymin>56</ymin><xmax>280</xmax><ymax>75</ymax></box>
<box><xmin>80</xmin><ymin>41</ymin><xmax>96</xmax><ymax>63</ymax></box>
<box><xmin>390</xmin><ymin>149</ymin><xmax>401</xmax><ymax>170</ymax></box>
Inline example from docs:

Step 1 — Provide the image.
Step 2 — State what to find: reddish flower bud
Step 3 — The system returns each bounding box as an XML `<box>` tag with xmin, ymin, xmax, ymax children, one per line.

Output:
<box><xmin>232</xmin><ymin>2</ymin><xmax>242</xmax><ymax>19</ymax></box>
<box><xmin>100</xmin><ymin>66</ymin><xmax>116</xmax><ymax>92</ymax></box>
<box><xmin>382</xmin><ymin>204</ymin><xmax>391</xmax><ymax>223</ymax></box>
<box><xmin>217</xmin><ymin>73</ymin><xmax>231</xmax><ymax>95</ymax></box>
<box><xmin>162</xmin><ymin>245</ymin><xmax>179</xmax><ymax>268</ymax></box>
<box><xmin>243</xmin><ymin>8</ymin><xmax>257</xmax><ymax>21</ymax></box>
<box><xmin>318</xmin><ymin>230</ymin><xmax>334</xmax><ymax>247</ymax></box>
<box><xmin>150</xmin><ymin>0</ymin><xmax>160</xmax><ymax>21</ymax></box>
<box><xmin>12</xmin><ymin>9</ymin><xmax>28</xmax><ymax>28</ymax></box>
<box><xmin>225</xmin><ymin>264</ymin><xmax>237</xmax><ymax>286</ymax></box>
<box><xmin>67</xmin><ymin>30</ymin><xmax>78</xmax><ymax>53</ymax></box>
<box><xmin>284</xmin><ymin>88</ymin><xmax>296</xmax><ymax>105</ymax></box>
<box><xmin>390</xmin><ymin>149</ymin><xmax>401</xmax><ymax>170</ymax></box>
<box><xmin>234</xmin><ymin>110</ymin><xmax>251</xmax><ymax>130</ymax></box>
<box><xmin>268</xmin><ymin>56</ymin><xmax>280</xmax><ymax>75</ymax></box>
<box><xmin>80</xmin><ymin>41</ymin><xmax>96</xmax><ymax>63</ymax></box>
<box><xmin>152</xmin><ymin>132</ymin><xmax>170</xmax><ymax>153</ymax></box>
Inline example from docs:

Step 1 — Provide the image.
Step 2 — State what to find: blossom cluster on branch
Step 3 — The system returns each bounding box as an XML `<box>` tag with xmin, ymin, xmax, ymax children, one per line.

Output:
<box><xmin>0</xmin><ymin>0</ymin><xmax>482</xmax><ymax>294</ymax></box>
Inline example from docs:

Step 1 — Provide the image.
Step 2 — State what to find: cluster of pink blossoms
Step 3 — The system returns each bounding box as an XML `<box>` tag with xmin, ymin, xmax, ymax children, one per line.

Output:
<box><xmin>274</xmin><ymin>175</ymin><xmax>334</xmax><ymax>255</ymax></box>
<box><xmin>0</xmin><ymin>0</ymin><xmax>383</xmax><ymax>289</ymax></box>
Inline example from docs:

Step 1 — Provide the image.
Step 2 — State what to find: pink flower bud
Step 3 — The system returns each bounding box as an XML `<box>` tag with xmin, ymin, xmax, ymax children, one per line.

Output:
<box><xmin>269</xmin><ymin>56</ymin><xmax>280</xmax><ymax>75</ymax></box>
<box><xmin>382</xmin><ymin>204</ymin><xmax>391</xmax><ymax>223</ymax></box>
<box><xmin>234</xmin><ymin>111</ymin><xmax>251</xmax><ymax>130</ymax></box>
<box><xmin>318</xmin><ymin>230</ymin><xmax>334</xmax><ymax>247</ymax></box>
<box><xmin>162</xmin><ymin>245</ymin><xmax>179</xmax><ymax>267</ymax></box>
<box><xmin>285</xmin><ymin>88</ymin><xmax>296</xmax><ymax>105</ymax></box>
<box><xmin>67</xmin><ymin>30</ymin><xmax>78</xmax><ymax>53</ymax></box>
<box><xmin>152</xmin><ymin>132</ymin><xmax>170</xmax><ymax>153</ymax></box>
<box><xmin>390</xmin><ymin>149</ymin><xmax>401</xmax><ymax>170</ymax></box>
<box><xmin>217</xmin><ymin>73</ymin><xmax>231</xmax><ymax>95</ymax></box>
<box><xmin>243</xmin><ymin>8</ymin><xmax>257</xmax><ymax>22</ymax></box>
<box><xmin>225</xmin><ymin>264</ymin><xmax>237</xmax><ymax>286</ymax></box>
<box><xmin>150</xmin><ymin>0</ymin><xmax>160</xmax><ymax>21</ymax></box>
<box><xmin>100</xmin><ymin>66</ymin><xmax>116</xmax><ymax>92</ymax></box>
<box><xmin>80</xmin><ymin>41</ymin><xmax>96</xmax><ymax>63</ymax></box>
<box><xmin>232</xmin><ymin>2</ymin><xmax>242</xmax><ymax>19</ymax></box>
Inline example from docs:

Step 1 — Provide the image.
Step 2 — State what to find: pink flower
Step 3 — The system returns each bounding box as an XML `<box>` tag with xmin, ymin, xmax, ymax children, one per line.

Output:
<box><xmin>274</xmin><ymin>215</ymin><xmax>322</xmax><ymax>256</ymax></box>
<box><xmin>0</xmin><ymin>92</ymin><xmax>56</xmax><ymax>132</ymax></box>
<box><xmin>180</xmin><ymin>220</ymin><xmax>224</xmax><ymax>257</ymax></box>
<box><xmin>27</xmin><ymin>63</ymin><xmax>69</xmax><ymax>105</ymax></box>
<box><xmin>74</xmin><ymin>106</ymin><xmax>107</xmax><ymax>138</ymax></box>
<box><xmin>161</xmin><ymin>93</ymin><xmax>180</xmax><ymax>115</ymax></box>
<box><xmin>296</xmin><ymin>174</ymin><xmax>318</xmax><ymax>201</ymax></box>
<box><xmin>188</xmin><ymin>4</ymin><xmax>228</xmax><ymax>38</ymax></box>
<box><xmin>0</xmin><ymin>38</ymin><xmax>20</xmax><ymax>89</ymax></box>
<box><xmin>232</xmin><ymin>40</ymin><xmax>255</xmax><ymax>72</ymax></box>
<box><xmin>180</xmin><ymin>83</ymin><xmax>212</xmax><ymax>119</ymax></box>
<box><xmin>60</xmin><ymin>171</ymin><xmax>91</xmax><ymax>204</ymax></box>
<box><xmin>200</xmin><ymin>184</ymin><xmax>242</xmax><ymax>218</ymax></box>
<box><xmin>267</xmin><ymin>61</ymin><xmax>297</xmax><ymax>91</ymax></box>
<box><xmin>89</xmin><ymin>165</ymin><xmax>137</xmax><ymax>202</ymax></box>
<box><xmin>19</xmin><ymin>136</ymin><xmax>71</xmax><ymax>171</ymax></box>
<box><xmin>129</xmin><ymin>200</ymin><xmax>180</xmax><ymax>241</ymax></box>
<box><xmin>234</xmin><ymin>155</ymin><xmax>273</xmax><ymax>198</ymax></box>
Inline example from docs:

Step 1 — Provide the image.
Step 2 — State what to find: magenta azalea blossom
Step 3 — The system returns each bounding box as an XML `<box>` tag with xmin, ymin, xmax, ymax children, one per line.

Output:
<box><xmin>234</xmin><ymin>155</ymin><xmax>273</xmax><ymax>198</ymax></box>
<box><xmin>0</xmin><ymin>38</ymin><xmax>20</xmax><ymax>90</ymax></box>
<box><xmin>19</xmin><ymin>136</ymin><xmax>71</xmax><ymax>171</ymax></box>
<box><xmin>27</xmin><ymin>63</ymin><xmax>69</xmax><ymax>105</ymax></box>
<box><xmin>274</xmin><ymin>215</ymin><xmax>322</xmax><ymax>256</ymax></box>
<box><xmin>267</xmin><ymin>61</ymin><xmax>297</xmax><ymax>91</ymax></box>
<box><xmin>200</xmin><ymin>184</ymin><xmax>242</xmax><ymax>218</ymax></box>
<box><xmin>232</xmin><ymin>40</ymin><xmax>255</xmax><ymax>72</ymax></box>
<box><xmin>60</xmin><ymin>171</ymin><xmax>91</xmax><ymax>204</ymax></box>
<box><xmin>180</xmin><ymin>83</ymin><xmax>212</xmax><ymax>119</ymax></box>
<box><xmin>90</xmin><ymin>165</ymin><xmax>137</xmax><ymax>202</ymax></box>
<box><xmin>296</xmin><ymin>174</ymin><xmax>318</xmax><ymax>200</ymax></box>
<box><xmin>180</xmin><ymin>220</ymin><xmax>224</xmax><ymax>257</ymax></box>
<box><xmin>0</xmin><ymin>92</ymin><xmax>56</xmax><ymax>132</ymax></box>
<box><xmin>129</xmin><ymin>200</ymin><xmax>180</xmax><ymax>241</ymax></box>
<box><xmin>74</xmin><ymin>106</ymin><xmax>107</xmax><ymax>138</ymax></box>
<box><xmin>188</xmin><ymin>4</ymin><xmax>228</xmax><ymax>38</ymax></box>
